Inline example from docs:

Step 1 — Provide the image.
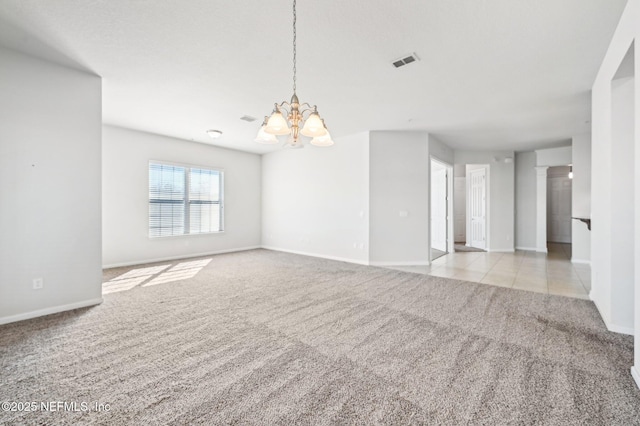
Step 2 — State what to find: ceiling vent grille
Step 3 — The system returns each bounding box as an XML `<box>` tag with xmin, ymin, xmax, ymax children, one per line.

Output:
<box><xmin>240</xmin><ymin>115</ymin><xmax>257</xmax><ymax>122</ymax></box>
<box><xmin>392</xmin><ymin>53</ymin><xmax>420</xmax><ymax>68</ymax></box>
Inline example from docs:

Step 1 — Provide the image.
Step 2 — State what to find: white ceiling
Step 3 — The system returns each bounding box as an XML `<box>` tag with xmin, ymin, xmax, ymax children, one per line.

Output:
<box><xmin>0</xmin><ymin>0</ymin><xmax>628</xmax><ymax>154</ymax></box>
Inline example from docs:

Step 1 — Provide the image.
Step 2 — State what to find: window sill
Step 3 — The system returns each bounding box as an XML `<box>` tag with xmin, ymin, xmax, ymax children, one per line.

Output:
<box><xmin>149</xmin><ymin>231</ymin><xmax>225</xmax><ymax>240</ymax></box>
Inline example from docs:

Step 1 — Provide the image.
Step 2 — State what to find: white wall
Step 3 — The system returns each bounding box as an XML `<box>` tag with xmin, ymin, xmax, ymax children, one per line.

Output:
<box><xmin>515</xmin><ymin>151</ymin><xmax>537</xmax><ymax>250</ymax></box>
<box><xmin>0</xmin><ymin>47</ymin><xmax>102</xmax><ymax>324</ymax></box>
<box><xmin>429</xmin><ymin>136</ymin><xmax>454</xmax><ymax>165</ymax></box>
<box><xmin>429</xmin><ymin>136</ymin><xmax>454</xmax><ymax>254</ymax></box>
<box><xmin>635</xmin><ymin>40</ymin><xmax>640</xmax><ymax>389</ymax></box>
<box><xmin>571</xmin><ymin>134</ymin><xmax>592</xmax><ymax>263</ymax></box>
<box><xmin>536</xmin><ymin>146</ymin><xmax>572</xmax><ymax>166</ymax></box>
<box><xmin>102</xmin><ymin>126</ymin><xmax>261</xmax><ymax>267</ymax></box>
<box><xmin>455</xmin><ymin>150</ymin><xmax>515</xmax><ymax>252</ymax></box>
<box><xmin>261</xmin><ymin>132</ymin><xmax>369</xmax><ymax>264</ymax></box>
<box><xmin>591</xmin><ymin>0</ymin><xmax>639</xmax><ymax>377</ymax></box>
<box><xmin>369</xmin><ymin>131</ymin><xmax>430</xmax><ymax>264</ymax></box>
<box><xmin>610</xmin><ymin>77</ymin><xmax>635</xmax><ymax>330</ymax></box>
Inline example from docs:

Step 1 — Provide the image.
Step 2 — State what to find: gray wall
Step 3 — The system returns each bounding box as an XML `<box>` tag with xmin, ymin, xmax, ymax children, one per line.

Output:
<box><xmin>536</xmin><ymin>146</ymin><xmax>572</xmax><ymax>166</ymax></box>
<box><xmin>369</xmin><ymin>131</ymin><xmax>430</xmax><ymax>264</ymax></box>
<box><xmin>515</xmin><ymin>151</ymin><xmax>537</xmax><ymax>250</ymax></box>
<box><xmin>572</xmin><ymin>133</ymin><xmax>592</xmax><ymax>263</ymax></box>
<box><xmin>261</xmin><ymin>132</ymin><xmax>370</xmax><ymax>264</ymax></box>
<box><xmin>0</xmin><ymin>47</ymin><xmax>102</xmax><ymax>324</ymax></box>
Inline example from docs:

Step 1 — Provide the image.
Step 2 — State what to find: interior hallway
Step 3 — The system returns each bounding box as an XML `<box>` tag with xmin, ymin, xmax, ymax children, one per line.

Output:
<box><xmin>385</xmin><ymin>243</ymin><xmax>591</xmax><ymax>299</ymax></box>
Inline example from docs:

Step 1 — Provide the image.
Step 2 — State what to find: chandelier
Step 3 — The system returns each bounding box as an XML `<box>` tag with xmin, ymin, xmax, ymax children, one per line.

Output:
<box><xmin>255</xmin><ymin>0</ymin><xmax>333</xmax><ymax>148</ymax></box>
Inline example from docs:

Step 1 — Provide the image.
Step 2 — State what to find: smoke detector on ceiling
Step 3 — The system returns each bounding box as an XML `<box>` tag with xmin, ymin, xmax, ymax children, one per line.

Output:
<box><xmin>392</xmin><ymin>53</ymin><xmax>420</xmax><ymax>68</ymax></box>
<box><xmin>240</xmin><ymin>115</ymin><xmax>257</xmax><ymax>122</ymax></box>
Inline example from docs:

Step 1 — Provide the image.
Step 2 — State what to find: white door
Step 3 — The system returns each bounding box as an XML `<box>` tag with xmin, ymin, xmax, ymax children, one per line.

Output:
<box><xmin>431</xmin><ymin>167</ymin><xmax>447</xmax><ymax>252</ymax></box>
<box><xmin>468</xmin><ymin>168</ymin><xmax>486</xmax><ymax>249</ymax></box>
<box><xmin>454</xmin><ymin>177</ymin><xmax>466</xmax><ymax>243</ymax></box>
<box><xmin>547</xmin><ymin>177</ymin><xmax>572</xmax><ymax>243</ymax></box>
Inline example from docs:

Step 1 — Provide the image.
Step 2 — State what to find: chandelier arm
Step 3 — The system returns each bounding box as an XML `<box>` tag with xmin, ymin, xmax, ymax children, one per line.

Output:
<box><xmin>274</xmin><ymin>101</ymin><xmax>293</xmax><ymax>116</ymax></box>
<box><xmin>298</xmin><ymin>102</ymin><xmax>314</xmax><ymax>112</ymax></box>
<box><xmin>299</xmin><ymin>105</ymin><xmax>319</xmax><ymax>118</ymax></box>
<box><xmin>299</xmin><ymin>109</ymin><xmax>314</xmax><ymax>118</ymax></box>
<box><xmin>273</xmin><ymin>101</ymin><xmax>291</xmax><ymax>114</ymax></box>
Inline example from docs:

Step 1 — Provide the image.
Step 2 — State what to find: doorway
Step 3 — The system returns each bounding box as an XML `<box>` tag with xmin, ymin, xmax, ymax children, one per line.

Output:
<box><xmin>467</xmin><ymin>165</ymin><xmax>488</xmax><ymax>250</ymax></box>
<box><xmin>547</xmin><ymin>166</ymin><xmax>572</xmax><ymax>244</ymax></box>
<box><xmin>430</xmin><ymin>158</ymin><xmax>452</xmax><ymax>261</ymax></box>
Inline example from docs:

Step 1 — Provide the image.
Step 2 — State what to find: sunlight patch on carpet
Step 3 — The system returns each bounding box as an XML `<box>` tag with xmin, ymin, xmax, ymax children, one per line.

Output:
<box><xmin>102</xmin><ymin>259</ymin><xmax>212</xmax><ymax>294</ymax></box>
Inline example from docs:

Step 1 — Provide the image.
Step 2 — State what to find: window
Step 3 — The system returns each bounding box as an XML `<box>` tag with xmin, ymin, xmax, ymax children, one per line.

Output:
<box><xmin>149</xmin><ymin>162</ymin><xmax>223</xmax><ymax>237</ymax></box>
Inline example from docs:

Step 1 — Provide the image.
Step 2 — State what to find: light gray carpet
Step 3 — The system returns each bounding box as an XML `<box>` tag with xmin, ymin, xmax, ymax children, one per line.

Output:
<box><xmin>1</xmin><ymin>249</ymin><xmax>639</xmax><ymax>425</ymax></box>
<box><xmin>454</xmin><ymin>244</ymin><xmax>485</xmax><ymax>253</ymax></box>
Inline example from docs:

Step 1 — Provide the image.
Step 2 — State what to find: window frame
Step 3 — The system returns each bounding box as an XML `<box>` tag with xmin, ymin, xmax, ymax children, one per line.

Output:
<box><xmin>148</xmin><ymin>160</ymin><xmax>225</xmax><ymax>238</ymax></box>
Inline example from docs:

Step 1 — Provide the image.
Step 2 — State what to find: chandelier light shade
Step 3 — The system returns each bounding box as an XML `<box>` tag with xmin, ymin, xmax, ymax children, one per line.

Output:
<box><xmin>265</xmin><ymin>109</ymin><xmax>291</xmax><ymax>135</ymax></box>
<box><xmin>301</xmin><ymin>112</ymin><xmax>327</xmax><ymax>137</ymax></box>
<box><xmin>256</xmin><ymin>0</ymin><xmax>333</xmax><ymax>148</ymax></box>
<box><xmin>254</xmin><ymin>120</ymin><xmax>279</xmax><ymax>144</ymax></box>
<box><xmin>310</xmin><ymin>131</ymin><xmax>334</xmax><ymax>147</ymax></box>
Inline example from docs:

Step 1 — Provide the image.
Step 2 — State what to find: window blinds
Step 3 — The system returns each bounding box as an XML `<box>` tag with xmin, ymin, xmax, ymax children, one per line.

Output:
<box><xmin>149</xmin><ymin>163</ymin><xmax>222</xmax><ymax>237</ymax></box>
<box><xmin>189</xmin><ymin>168</ymin><xmax>221</xmax><ymax>234</ymax></box>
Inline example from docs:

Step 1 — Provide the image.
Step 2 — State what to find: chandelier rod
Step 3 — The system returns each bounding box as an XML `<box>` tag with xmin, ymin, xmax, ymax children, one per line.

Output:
<box><xmin>292</xmin><ymin>0</ymin><xmax>297</xmax><ymax>95</ymax></box>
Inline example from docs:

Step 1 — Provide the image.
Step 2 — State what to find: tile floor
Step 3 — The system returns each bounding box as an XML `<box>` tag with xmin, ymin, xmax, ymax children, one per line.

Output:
<box><xmin>385</xmin><ymin>243</ymin><xmax>591</xmax><ymax>300</ymax></box>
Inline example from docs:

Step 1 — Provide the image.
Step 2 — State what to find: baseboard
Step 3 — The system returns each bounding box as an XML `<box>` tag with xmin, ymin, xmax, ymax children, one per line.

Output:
<box><xmin>103</xmin><ymin>246</ymin><xmax>262</xmax><ymax>269</ymax></box>
<box><xmin>369</xmin><ymin>261</ymin><xmax>430</xmax><ymax>267</ymax></box>
<box><xmin>515</xmin><ymin>246</ymin><xmax>537</xmax><ymax>252</ymax></box>
<box><xmin>536</xmin><ymin>248</ymin><xmax>548</xmax><ymax>253</ymax></box>
<box><xmin>590</xmin><ymin>296</ymin><xmax>634</xmax><ymax>335</ymax></box>
<box><xmin>0</xmin><ymin>297</ymin><xmax>103</xmax><ymax>326</ymax></box>
<box><xmin>632</xmin><ymin>366</ymin><xmax>640</xmax><ymax>390</ymax></box>
<box><xmin>571</xmin><ymin>258</ymin><xmax>591</xmax><ymax>265</ymax></box>
<box><xmin>487</xmin><ymin>248</ymin><xmax>515</xmax><ymax>253</ymax></box>
<box><xmin>607</xmin><ymin>323</ymin><xmax>635</xmax><ymax>335</ymax></box>
<box><xmin>261</xmin><ymin>246</ymin><xmax>370</xmax><ymax>266</ymax></box>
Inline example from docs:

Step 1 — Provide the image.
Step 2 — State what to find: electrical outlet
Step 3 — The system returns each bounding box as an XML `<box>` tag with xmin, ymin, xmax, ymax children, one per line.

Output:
<box><xmin>32</xmin><ymin>278</ymin><xmax>43</xmax><ymax>290</ymax></box>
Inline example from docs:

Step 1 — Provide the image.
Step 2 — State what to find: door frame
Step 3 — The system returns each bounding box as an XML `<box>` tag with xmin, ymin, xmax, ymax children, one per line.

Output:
<box><xmin>429</xmin><ymin>156</ymin><xmax>454</xmax><ymax>259</ymax></box>
<box><xmin>535</xmin><ymin>162</ymin><xmax>572</xmax><ymax>253</ymax></box>
<box><xmin>546</xmin><ymin>169</ymin><xmax>573</xmax><ymax>244</ymax></box>
<box><xmin>466</xmin><ymin>164</ymin><xmax>490</xmax><ymax>250</ymax></box>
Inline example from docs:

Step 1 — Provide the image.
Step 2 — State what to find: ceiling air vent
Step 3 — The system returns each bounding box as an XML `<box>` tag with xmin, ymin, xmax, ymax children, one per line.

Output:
<box><xmin>240</xmin><ymin>115</ymin><xmax>257</xmax><ymax>122</ymax></box>
<box><xmin>392</xmin><ymin>53</ymin><xmax>420</xmax><ymax>68</ymax></box>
